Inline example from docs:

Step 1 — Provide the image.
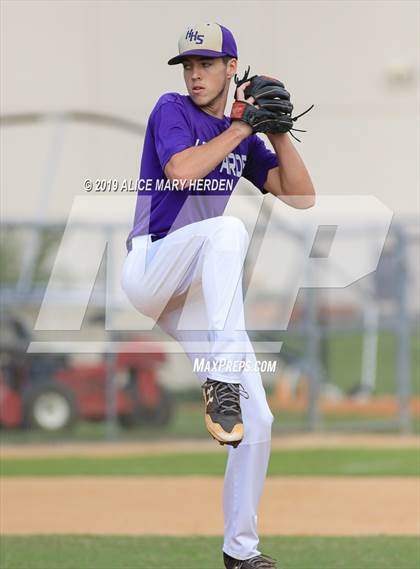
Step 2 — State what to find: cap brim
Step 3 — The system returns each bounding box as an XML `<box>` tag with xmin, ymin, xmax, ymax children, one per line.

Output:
<box><xmin>167</xmin><ymin>49</ymin><xmax>233</xmax><ymax>65</ymax></box>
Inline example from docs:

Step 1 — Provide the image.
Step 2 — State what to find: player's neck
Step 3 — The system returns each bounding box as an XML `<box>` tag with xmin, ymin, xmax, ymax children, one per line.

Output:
<box><xmin>200</xmin><ymin>104</ymin><xmax>225</xmax><ymax>120</ymax></box>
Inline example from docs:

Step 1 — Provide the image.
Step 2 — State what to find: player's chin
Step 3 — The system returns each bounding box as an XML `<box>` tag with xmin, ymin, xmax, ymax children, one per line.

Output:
<box><xmin>190</xmin><ymin>90</ymin><xmax>210</xmax><ymax>104</ymax></box>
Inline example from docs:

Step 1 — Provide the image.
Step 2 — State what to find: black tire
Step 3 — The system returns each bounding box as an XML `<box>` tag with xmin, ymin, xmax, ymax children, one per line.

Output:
<box><xmin>23</xmin><ymin>381</ymin><xmax>78</xmax><ymax>431</ymax></box>
<box><xmin>119</xmin><ymin>387</ymin><xmax>174</xmax><ymax>429</ymax></box>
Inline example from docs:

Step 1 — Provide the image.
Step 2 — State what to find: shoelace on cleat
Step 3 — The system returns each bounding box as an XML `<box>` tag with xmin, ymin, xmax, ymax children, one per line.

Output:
<box><xmin>209</xmin><ymin>381</ymin><xmax>249</xmax><ymax>415</ymax></box>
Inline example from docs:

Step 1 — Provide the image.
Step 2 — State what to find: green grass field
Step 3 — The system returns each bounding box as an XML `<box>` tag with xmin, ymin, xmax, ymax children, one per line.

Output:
<box><xmin>1</xmin><ymin>535</ymin><xmax>419</xmax><ymax>569</ymax></box>
<box><xmin>1</xmin><ymin>448</ymin><xmax>419</xmax><ymax>477</ymax></box>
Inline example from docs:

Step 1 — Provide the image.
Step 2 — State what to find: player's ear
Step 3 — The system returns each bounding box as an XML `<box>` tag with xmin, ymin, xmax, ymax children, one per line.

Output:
<box><xmin>226</xmin><ymin>58</ymin><xmax>237</xmax><ymax>80</ymax></box>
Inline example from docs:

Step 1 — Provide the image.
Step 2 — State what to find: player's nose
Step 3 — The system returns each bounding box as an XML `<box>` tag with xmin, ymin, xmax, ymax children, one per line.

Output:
<box><xmin>191</xmin><ymin>67</ymin><xmax>201</xmax><ymax>79</ymax></box>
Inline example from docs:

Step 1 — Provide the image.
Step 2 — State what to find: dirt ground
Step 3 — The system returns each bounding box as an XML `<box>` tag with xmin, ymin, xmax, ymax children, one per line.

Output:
<box><xmin>1</xmin><ymin>476</ymin><xmax>418</xmax><ymax>536</ymax></box>
<box><xmin>1</xmin><ymin>435</ymin><xmax>419</xmax><ymax>537</ymax></box>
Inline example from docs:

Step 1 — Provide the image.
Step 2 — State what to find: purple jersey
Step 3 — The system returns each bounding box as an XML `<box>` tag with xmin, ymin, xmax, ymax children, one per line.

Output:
<box><xmin>126</xmin><ymin>92</ymin><xmax>278</xmax><ymax>252</ymax></box>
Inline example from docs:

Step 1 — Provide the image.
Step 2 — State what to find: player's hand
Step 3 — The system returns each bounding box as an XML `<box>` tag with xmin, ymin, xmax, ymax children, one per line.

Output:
<box><xmin>232</xmin><ymin>72</ymin><xmax>313</xmax><ymax>140</ymax></box>
<box><xmin>230</xmin><ymin>80</ymin><xmax>254</xmax><ymax>136</ymax></box>
<box><xmin>235</xmin><ymin>80</ymin><xmax>256</xmax><ymax>106</ymax></box>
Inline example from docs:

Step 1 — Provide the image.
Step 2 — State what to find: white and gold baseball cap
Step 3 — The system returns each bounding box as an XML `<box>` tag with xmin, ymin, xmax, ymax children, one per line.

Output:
<box><xmin>168</xmin><ymin>22</ymin><xmax>238</xmax><ymax>65</ymax></box>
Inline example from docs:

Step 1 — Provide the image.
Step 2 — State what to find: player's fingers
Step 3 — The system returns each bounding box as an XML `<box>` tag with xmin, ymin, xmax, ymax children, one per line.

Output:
<box><xmin>236</xmin><ymin>80</ymin><xmax>255</xmax><ymax>104</ymax></box>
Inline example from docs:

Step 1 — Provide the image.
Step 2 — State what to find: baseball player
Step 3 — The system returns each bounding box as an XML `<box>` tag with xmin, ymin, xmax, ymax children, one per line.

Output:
<box><xmin>121</xmin><ymin>22</ymin><xmax>315</xmax><ymax>569</ymax></box>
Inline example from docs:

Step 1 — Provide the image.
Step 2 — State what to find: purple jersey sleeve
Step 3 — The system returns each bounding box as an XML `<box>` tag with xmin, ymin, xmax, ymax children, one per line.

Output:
<box><xmin>242</xmin><ymin>134</ymin><xmax>279</xmax><ymax>194</ymax></box>
<box><xmin>152</xmin><ymin>98</ymin><xmax>195</xmax><ymax>171</ymax></box>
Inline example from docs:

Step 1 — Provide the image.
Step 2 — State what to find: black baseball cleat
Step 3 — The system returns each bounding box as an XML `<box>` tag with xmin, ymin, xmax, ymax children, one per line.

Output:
<box><xmin>202</xmin><ymin>378</ymin><xmax>249</xmax><ymax>447</ymax></box>
<box><xmin>224</xmin><ymin>551</ymin><xmax>280</xmax><ymax>568</ymax></box>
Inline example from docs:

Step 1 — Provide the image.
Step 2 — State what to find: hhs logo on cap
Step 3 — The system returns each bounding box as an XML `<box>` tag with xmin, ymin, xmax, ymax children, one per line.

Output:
<box><xmin>185</xmin><ymin>28</ymin><xmax>204</xmax><ymax>45</ymax></box>
<box><xmin>167</xmin><ymin>22</ymin><xmax>237</xmax><ymax>65</ymax></box>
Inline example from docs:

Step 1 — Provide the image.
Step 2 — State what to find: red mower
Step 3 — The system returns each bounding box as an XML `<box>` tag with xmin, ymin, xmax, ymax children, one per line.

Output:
<box><xmin>0</xmin><ymin>314</ymin><xmax>173</xmax><ymax>432</ymax></box>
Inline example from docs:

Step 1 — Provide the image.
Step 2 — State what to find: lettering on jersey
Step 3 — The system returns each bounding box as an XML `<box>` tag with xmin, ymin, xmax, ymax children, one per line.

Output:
<box><xmin>219</xmin><ymin>153</ymin><xmax>247</xmax><ymax>177</ymax></box>
<box><xmin>185</xmin><ymin>29</ymin><xmax>204</xmax><ymax>45</ymax></box>
<box><xmin>195</xmin><ymin>138</ymin><xmax>247</xmax><ymax>178</ymax></box>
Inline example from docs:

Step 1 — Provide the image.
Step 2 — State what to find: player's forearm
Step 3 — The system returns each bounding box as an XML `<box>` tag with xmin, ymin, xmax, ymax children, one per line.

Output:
<box><xmin>268</xmin><ymin>132</ymin><xmax>316</xmax><ymax>208</ymax></box>
<box><xmin>165</xmin><ymin>122</ymin><xmax>251</xmax><ymax>184</ymax></box>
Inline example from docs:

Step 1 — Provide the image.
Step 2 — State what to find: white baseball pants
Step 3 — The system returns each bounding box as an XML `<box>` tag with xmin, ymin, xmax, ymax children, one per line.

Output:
<box><xmin>121</xmin><ymin>216</ymin><xmax>274</xmax><ymax>560</ymax></box>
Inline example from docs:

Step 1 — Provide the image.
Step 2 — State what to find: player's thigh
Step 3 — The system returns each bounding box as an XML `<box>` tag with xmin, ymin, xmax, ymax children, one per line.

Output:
<box><xmin>121</xmin><ymin>233</ymin><xmax>203</xmax><ymax>317</ymax></box>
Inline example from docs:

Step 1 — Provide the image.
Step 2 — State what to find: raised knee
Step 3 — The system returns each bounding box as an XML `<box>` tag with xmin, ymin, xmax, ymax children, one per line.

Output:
<box><xmin>211</xmin><ymin>216</ymin><xmax>249</xmax><ymax>250</ymax></box>
<box><xmin>222</xmin><ymin>216</ymin><xmax>248</xmax><ymax>238</ymax></box>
